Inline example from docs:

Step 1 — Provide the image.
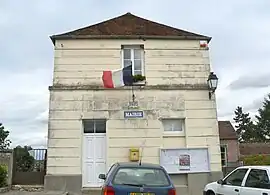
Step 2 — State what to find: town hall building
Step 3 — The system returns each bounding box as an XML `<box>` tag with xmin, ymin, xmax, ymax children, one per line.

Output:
<box><xmin>45</xmin><ymin>12</ymin><xmax>222</xmax><ymax>195</ymax></box>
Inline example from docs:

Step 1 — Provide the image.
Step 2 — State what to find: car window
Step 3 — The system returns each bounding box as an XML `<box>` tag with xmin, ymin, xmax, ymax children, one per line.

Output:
<box><xmin>106</xmin><ymin>164</ymin><xmax>117</xmax><ymax>178</ymax></box>
<box><xmin>245</xmin><ymin>169</ymin><xmax>270</xmax><ymax>189</ymax></box>
<box><xmin>112</xmin><ymin>167</ymin><xmax>170</xmax><ymax>186</ymax></box>
<box><xmin>224</xmin><ymin>168</ymin><xmax>248</xmax><ymax>186</ymax></box>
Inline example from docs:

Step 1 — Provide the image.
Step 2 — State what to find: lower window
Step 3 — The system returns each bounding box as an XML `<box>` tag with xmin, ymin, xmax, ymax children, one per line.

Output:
<box><xmin>223</xmin><ymin>168</ymin><xmax>248</xmax><ymax>186</ymax></box>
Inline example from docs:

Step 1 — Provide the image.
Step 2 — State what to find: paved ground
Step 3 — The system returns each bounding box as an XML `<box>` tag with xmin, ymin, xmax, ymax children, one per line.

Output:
<box><xmin>0</xmin><ymin>191</ymin><xmax>67</xmax><ymax>195</ymax></box>
<box><xmin>0</xmin><ymin>188</ymin><xmax>71</xmax><ymax>195</ymax></box>
<box><xmin>0</xmin><ymin>192</ymin><xmax>46</xmax><ymax>195</ymax></box>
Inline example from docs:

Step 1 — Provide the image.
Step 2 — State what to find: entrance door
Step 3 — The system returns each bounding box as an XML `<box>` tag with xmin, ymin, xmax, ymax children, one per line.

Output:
<box><xmin>82</xmin><ymin>119</ymin><xmax>107</xmax><ymax>187</ymax></box>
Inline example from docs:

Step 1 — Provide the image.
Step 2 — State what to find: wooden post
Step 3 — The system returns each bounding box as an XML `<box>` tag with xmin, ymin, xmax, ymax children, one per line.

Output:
<box><xmin>44</xmin><ymin>150</ymin><xmax>47</xmax><ymax>175</ymax></box>
<box><xmin>11</xmin><ymin>148</ymin><xmax>17</xmax><ymax>185</ymax></box>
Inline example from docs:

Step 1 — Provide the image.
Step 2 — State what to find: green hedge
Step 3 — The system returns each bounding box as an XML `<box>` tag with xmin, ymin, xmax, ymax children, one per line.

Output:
<box><xmin>242</xmin><ymin>155</ymin><xmax>270</xmax><ymax>165</ymax></box>
<box><xmin>0</xmin><ymin>165</ymin><xmax>8</xmax><ymax>187</ymax></box>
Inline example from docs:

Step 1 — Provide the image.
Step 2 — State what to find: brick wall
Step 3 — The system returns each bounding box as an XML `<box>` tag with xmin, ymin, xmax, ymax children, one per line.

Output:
<box><xmin>220</xmin><ymin>139</ymin><xmax>240</xmax><ymax>163</ymax></box>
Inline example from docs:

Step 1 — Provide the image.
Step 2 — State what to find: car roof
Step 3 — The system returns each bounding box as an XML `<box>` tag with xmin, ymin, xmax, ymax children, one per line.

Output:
<box><xmin>237</xmin><ymin>165</ymin><xmax>270</xmax><ymax>171</ymax></box>
<box><xmin>116</xmin><ymin>162</ymin><xmax>163</xmax><ymax>168</ymax></box>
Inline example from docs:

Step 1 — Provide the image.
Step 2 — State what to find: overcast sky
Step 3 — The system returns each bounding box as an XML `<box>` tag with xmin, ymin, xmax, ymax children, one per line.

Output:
<box><xmin>1</xmin><ymin>0</ymin><xmax>270</xmax><ymax>148</ymax></box>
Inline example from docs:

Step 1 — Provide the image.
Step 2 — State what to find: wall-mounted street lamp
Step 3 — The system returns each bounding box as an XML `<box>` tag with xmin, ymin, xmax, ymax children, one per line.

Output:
<box><xmin>207</xmin><ymin>72</ymin><xmax>218</xmax><ymax>100</ymax></box>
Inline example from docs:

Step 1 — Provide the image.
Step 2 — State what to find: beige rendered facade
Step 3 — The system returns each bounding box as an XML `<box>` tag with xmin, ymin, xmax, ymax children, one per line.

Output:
<box><xmin>45</xmin><ymin>13</ymin><xmax>222</xmax><ymax>195</ymax></box>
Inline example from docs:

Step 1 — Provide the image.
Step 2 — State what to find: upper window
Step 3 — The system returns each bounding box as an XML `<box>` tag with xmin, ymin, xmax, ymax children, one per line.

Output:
<box><xmin>220</xmin><ymin>145</ymin><xmax>228</xmax><ymax>167</ymax></box>
<box><xmin>83</xmin><ymin>119</ymin><xmax>106</xmax><ymax>134</ymax></box>
<box><xmin>245</xmin><ymin>169</ymin><xmax>270</xmax><ymax>189</ymax></box>
<box><xmin>223</xmin><ymin>168</ymin><xmax>248</xmax><ymax>186</ymax></box>
<box><xmin>162</xmin><ymin>119</ymin><xmax>185</xmax><ymax>132</ymax></box>
<box><xmin>122</xmin><ymin>45</ymin><xmax>144</xmax><ymax>76</ymax></box>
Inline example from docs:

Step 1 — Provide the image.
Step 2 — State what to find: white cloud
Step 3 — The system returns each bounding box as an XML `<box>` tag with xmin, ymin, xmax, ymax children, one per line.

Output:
<box><xmin>0</xmin><ymin>67</ymin><xmax>51</xmax><ymax>148</ymax></box>
<box><xmin>35</xmin><ymin>110</ymin><xmax>49</xmax><ymax>123</ymax></box>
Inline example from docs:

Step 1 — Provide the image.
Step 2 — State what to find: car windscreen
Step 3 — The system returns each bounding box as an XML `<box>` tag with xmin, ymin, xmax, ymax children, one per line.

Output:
<box><xmin>112</xmin><ymin>167</ymin><xmax>170</xmax><ymax>186</ymax></box>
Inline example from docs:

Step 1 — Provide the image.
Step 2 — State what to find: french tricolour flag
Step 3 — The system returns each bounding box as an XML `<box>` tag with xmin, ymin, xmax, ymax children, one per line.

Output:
<box><xmin>102</xmin><ymin>65</ymin><xmax>133</xmax><ymax>88</ymax></box>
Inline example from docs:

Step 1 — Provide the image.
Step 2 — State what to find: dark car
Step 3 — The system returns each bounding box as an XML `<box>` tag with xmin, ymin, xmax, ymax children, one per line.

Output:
<box><xmin>98</xmin><ymin>162</ymin><xmax>176</xmax><ymax>195</ymax></box>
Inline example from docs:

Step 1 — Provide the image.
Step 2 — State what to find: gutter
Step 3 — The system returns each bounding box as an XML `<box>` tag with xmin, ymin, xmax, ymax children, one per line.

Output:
<box><xmin>50</xmin><ymin>34</ymin><xmax>212</xmax><ymax>45</ymax></box>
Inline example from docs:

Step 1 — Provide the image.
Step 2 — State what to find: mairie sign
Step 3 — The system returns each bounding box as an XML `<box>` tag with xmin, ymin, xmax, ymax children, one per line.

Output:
<box><xmin>124</xmin><ymin>111</ymin><xmax>144</xmax><ymax>118</ymax></box>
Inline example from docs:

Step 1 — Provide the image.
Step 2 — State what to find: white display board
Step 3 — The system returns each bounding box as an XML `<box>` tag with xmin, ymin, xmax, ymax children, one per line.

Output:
<box><xmin>160</xmin><ymin>148</ymin><xmax>210</xmax><ymax>174</ymax></box>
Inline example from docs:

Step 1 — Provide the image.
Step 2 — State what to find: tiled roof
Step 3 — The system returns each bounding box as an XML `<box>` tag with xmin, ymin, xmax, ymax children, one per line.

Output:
<box><xmin>218</xmin><ymin>121</ymin><xmax>238</xmax><ymax>140</ymax></box>
<box><xmin>50</xmin><ymin>12</ymin><xmax>211</xmax><ymax>43</ymax></box>
<box><xmin>240</xmin><ymin>143</ymin><xmax>270</xmax><ymax>156</ymax></box>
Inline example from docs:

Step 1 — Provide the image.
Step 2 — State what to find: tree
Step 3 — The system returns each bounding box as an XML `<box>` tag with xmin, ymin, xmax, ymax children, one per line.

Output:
<box><xmin>233</xmin><ymin>106</ymin><xmax>264</xmax><ymax>142</ymax></box>
<box><xmin>14</xmin><ymin>145</ymin><xmax>35</xmax><ymax>172</ymax></box>
<box><xmin>255</xmin><ymin>94</ymin><xmax>270</xmax><ymax>142</ymax></box>
<box><xmin>0</xmin><ymin>123</ymin><xmax>11</xmax><ymax>149</ymax></box>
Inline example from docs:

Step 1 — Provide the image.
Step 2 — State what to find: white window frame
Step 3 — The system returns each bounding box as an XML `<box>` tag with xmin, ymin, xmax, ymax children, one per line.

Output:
<box><xmin>121</xmin><ymin>45</ymin><xmax>145</xmax><ymax>76</ymax></box>
<box><xmin>161</xmin><ymin>118</ymin><xmax>185</xmax><ymax>135</ymax></box>
<box><xmin>220</xmin><ymin>145</ymin><xmax>228</xmax><ymax>167</ymax></box>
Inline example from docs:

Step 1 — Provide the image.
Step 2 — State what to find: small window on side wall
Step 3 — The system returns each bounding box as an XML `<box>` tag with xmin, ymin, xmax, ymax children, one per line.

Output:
<box><xmin>220</xmin><ymin>145</ymin><xmax>228</xmax><ymax>167</ymax></box>
<box><xmin>162</xmin><ymin>119</ymin><xmax>185</xmax><ymax>132</ymax></box>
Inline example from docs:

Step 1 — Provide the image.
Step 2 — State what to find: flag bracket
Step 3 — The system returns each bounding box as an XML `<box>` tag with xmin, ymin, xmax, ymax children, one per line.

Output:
<box><xmin>131</xmin><ymin>85</ymin><xmax>135</xmax><ymax>102</ymax></box>
<box><xmin>128</xmin><ymin>85</ymin><xmax>138</xmax><ymax>109</ymax></box>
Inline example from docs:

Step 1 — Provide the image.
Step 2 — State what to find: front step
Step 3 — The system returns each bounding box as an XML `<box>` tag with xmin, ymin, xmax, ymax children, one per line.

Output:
<box><xmin>45</xmin><ymin>191</ymin><xmax>69</xmax><ymax>195</ymax></box>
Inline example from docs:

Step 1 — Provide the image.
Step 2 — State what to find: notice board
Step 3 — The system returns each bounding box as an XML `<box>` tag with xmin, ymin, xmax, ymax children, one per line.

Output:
<box><xmin>160</xmin><ymin>148</ymin><xmax>210</xmax><ymax>174</ymax></box>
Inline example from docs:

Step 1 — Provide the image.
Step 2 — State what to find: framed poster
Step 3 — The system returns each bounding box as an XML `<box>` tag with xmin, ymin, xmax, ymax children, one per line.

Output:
<box><xmin>160</xmin><ymin>148</ymin><xmax>210</xmax><ymax>174</ymax></box>
<box><xmin>179</xmin><ymin>154</ymin><xmax>190</xmax><ymax>170</ymax></box>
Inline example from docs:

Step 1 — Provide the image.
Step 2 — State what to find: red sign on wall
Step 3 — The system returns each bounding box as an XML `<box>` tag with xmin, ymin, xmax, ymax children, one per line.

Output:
<box><xmin>179</xmin><ymin>154</ymin><xmax>190</xmax><ymax>170</ymax></box>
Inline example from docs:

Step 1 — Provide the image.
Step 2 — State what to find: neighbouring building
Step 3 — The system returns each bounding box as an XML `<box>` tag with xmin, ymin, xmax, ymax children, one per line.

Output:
<box><xmin>45</xmin><ymin>13</ymin><xmax>222</xmax><ymax>195</ymax></box>
<box><xmin>218</xmin><ymin>121</ymin><xmax>240</xmax><ymax>176</ymax></box>
<box><xmin>218</xmin><ymin>121</ymin><xmax>270</xmax><ymax>165</ymax></box>
<box><xmin>218</xmin><ymin>121</ymin><xmax>240</xmax><ymax>167</ymax></box>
